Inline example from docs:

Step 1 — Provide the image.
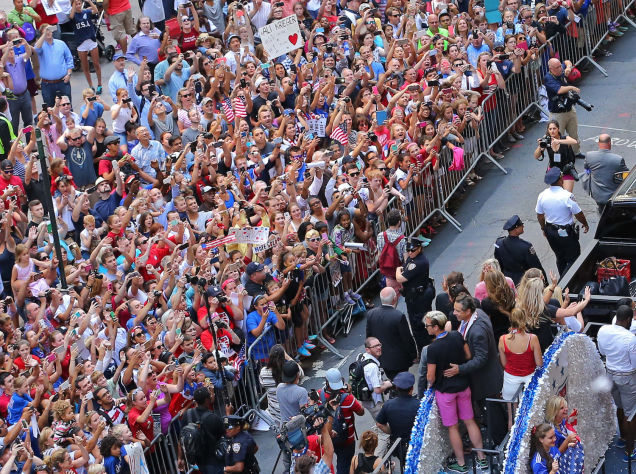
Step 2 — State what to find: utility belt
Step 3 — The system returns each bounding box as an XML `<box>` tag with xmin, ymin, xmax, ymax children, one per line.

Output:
<box><xmin>545</xmin><ymin>222</ymin><xmax>579</xmax><ymax>238</ymax></box>
<box><xmin>404</xmin><ymin>279</ymin><xmax>434</xmax><ymax>299</ymax></box>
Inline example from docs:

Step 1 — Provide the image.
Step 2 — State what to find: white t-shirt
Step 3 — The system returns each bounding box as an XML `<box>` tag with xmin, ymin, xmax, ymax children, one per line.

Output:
<box><xmin>362</xmin><ymin>353</ymin><xmax>383</xmax><ymax>405</ymax></box>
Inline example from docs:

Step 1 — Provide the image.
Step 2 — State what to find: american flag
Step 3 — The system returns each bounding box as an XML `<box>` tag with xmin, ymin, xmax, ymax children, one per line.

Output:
<box><xmin>232</xmin><ymin>344</ymin><xmax>246</xmax><ymax>381</ymax></box>
<box><xmin>234</xmin><ymin>97</ymin><xmax>247</xmax><ymax>118</ymax></box>
<box><xmin>222</xmin><ymin>97</ymin><xmax>235</xmax><ymax>122</ymax></box>
<box><xmin>556</xmin><ymin>420</ymin><xmax>585</xmax><ymax>473</ymax></box>
<box><xmin>330</xmin><ymin>122</ymin><xmax>349</xmax><ymax>146</ymax></box>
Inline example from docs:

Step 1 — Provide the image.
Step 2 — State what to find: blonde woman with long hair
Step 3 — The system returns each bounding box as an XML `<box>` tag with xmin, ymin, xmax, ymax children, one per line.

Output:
<box><xmin>516</xmin><ymin>277</ymin><xmax>591</xmax><ymax>351</ymax></box>
<box><xmin>474</xmin><ymin>258</ymin><xmax>515</xmax><ymax>301</ymax></box>
<box><xmin>481</xmin><ymin>270</ymin><xmax>516</xmax><ymax>341</ymax></box>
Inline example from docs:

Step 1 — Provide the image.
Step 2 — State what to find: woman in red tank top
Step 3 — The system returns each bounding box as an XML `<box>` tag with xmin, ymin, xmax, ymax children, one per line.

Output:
<box><xmin>498</xmin><ymin>308</ymin><xmax>543</xmax><ymax>403</ymax></box>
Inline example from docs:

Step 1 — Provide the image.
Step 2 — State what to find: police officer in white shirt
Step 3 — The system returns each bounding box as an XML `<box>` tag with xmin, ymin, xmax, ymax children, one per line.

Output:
<box><xmin>536</xmin><ymin>167</ymin><xmax>589</xmax><ymax>277</ymax></box>
<box><xmin>597</xmin><ymin>305</ymin><xmax>636</xmax><ymax>461</ymax></box>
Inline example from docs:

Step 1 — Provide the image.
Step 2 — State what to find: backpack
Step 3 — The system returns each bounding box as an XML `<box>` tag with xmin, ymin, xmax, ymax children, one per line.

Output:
<box><xmin>180</xmin><ymin>410</ymin><xmax>217</xmax><ymax>466</ymax></box>
<box><xmin>349</xmin><ymin>354</ymin><xmax>378</xmax><ymax>401</ymax></box>
<box><xmin>378</xmin><ymin>232</ymin><xmax>404</xmax><ymax>278</ymax></box>
<box><xmin>318</xmin><ymin>391</ymin><xmax>349</xmax><ymax>446</ymax></box>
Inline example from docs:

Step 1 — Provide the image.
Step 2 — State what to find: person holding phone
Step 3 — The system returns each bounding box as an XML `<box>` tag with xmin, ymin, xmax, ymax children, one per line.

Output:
<box><xmin>1</xmin><ymin>37</ymin><xmax>34</xmax><ymax>136</ymax></box>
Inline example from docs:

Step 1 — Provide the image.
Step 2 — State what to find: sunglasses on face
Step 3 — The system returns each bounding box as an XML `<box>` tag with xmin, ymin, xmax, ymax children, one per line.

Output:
<box><xmin>307</xmin><ymin>237</ymin><xmax>320</xmax><ymax>242</ymax></box>
<box><xmin>182</xmin><ymin>93</ymin><xmax>192</xmax><ymax>98</ymax></box>
<box><xmin>349</xmin><ymin>172</ymin><xmax>360</xmax><ymax>177</ymax></box>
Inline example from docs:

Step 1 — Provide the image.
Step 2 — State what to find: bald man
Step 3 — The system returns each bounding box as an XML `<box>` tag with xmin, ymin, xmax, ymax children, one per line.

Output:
<box><xmin>544</xmin><ymin>58</ymin><xmax>584</xmax><ymax>158</ymax></box>
<box><xmin>582</xmin><ymin>134</ymin><xmax>629</xmax><ymax>212</ymax></box>
<box><xmin>366</xmin><ymin>287</ymin><xmax>418</xmax><ymax>380</ymax></box>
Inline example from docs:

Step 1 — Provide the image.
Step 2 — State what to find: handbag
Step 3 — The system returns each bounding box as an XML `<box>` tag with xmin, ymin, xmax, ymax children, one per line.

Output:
<box><xmin>599</xmin><ymin>276</ymin><xmax>630</xmax><ymax>297</ymax></box>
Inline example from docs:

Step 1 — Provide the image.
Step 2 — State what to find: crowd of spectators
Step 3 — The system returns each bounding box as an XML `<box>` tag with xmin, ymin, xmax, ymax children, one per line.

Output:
<box><xmin>0</xmin><ymin>0</ymin><xmax>634</xmax><ymax>470</ymax></box>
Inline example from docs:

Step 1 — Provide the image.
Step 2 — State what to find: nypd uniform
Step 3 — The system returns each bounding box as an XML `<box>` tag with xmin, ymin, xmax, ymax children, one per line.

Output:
<box><xmin>223</xmin><ymin>416</ymin><xmax>259</xmax><ymax>474</ymax></box>
<box><xmin>401</xmin><ymin>238</ymin><xmax>434</xmax><ymax>350</ymax></box>
<box><xmin>494</xmin><ymin>215</ymin><xmax>546</xmax><ymax>285</ymax></box>
<box><xmin>536</xmin><ymin>168</ymin><xmax>585</xmax><ymax>277</ymax></box>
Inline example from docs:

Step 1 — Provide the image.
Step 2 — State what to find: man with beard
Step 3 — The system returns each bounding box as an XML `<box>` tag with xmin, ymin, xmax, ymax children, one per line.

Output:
<box><xmin>57</xmin><ymin>127</ymin><xmax>98</xmax><ymax>187</ymax></box>
<box><xmin>92</xmin><ymin>162</ymin><xmax>123</xmax><ymax>227</ymax></box>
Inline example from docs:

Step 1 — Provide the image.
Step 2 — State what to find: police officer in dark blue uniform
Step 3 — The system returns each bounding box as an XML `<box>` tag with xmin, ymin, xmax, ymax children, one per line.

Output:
<box><xmin>494</xmin><ymin>215</ymin><xmax>546</xmax><ymax>285</ymax></box>
<box><xmin>223</xmin><ymin>415</ymin><xmax>259</xmax><ymax>473</ymax></box>
<box><xmin>375</xmin><ymin>372</ymin><xmax>420</xmax><ymax>466</ymax></box>
<box><xmin>396</xmin><ymin>237</ymin><xmax>434</xmax><ymax>351</ymax></box>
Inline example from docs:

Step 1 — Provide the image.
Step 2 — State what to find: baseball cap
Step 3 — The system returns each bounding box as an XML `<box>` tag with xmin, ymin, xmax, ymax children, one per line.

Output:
<box><xmin>393</xmin><ymin>372</ymin><xmax>415</xmax><ymax>389</ymax></box>
<box><xmin>206</xmin><ymin>285</ymin><xmax>223</xmax><ymax>298</ymax></box>
<box><xmin>113</xmin><ymin>52</ymin><xmax>125</xmax><ymax>61</ymax></box>
<box><xmin>245</xmin><ymin>262</ymin><xmax>265</xmax><ymax>276</ymax></box>
<box><xmin>0</xmin><ymin>159</ymin><xmax>14</xmax><ymax>172</ymax></box>
<box><xmin>201</xmin><ymin>97</ymin><xmax>213</xmax><ymax>105</ymax></box>
<box><xmin>255</xmin><ymin>76</ymin><xmax>267</xmax><ymax>90</ymax></box>
<box><xmin>202</xmin><ymin>185</ymin><xmax>214</xmax><ymax>193</ymax></box>
<box><xmin>104</xmin><ymin>135</ymin><xmax>120</xmax><ymax>146</ymax></box>
<box><xmin>281</xmin><ymin>360</ymin><xmax>300</xmax><ymax>383</ymax></box>
<box><xmin>226</xmin><ymin>33</ymin><xmax>239</xmax><ymax>46</ymax></box>
<box><xmin>405</xmin><ymin>237</ymin><xmax>424</xmax><ymax>251</ymax></box>
<box><xmin>95</xmin><ymin>177</ymin><xmax>107</xmax><ymax>186</ymax></box>
<box><xmin>325</xmin><ymin>368</ymin><xmax>345</xmax><ymax>390</ymax></box>
<box><xmin>503</xmin><ymin>215</ymin><xmax>523</xmax><ymax>231</ymax></box>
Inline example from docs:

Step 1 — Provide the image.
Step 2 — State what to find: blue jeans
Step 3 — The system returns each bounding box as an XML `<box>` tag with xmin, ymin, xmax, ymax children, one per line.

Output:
<box><xmin>41</xmin><ymin>80</ymin><xmax>71</xmax><ymax>108</ymax></box>
<box><xmin>8</xmin><ymin>90</ymin><xmax>33</xmax><ymax>134</ymax></box>
<box><xmin>335</xmin><ymin>443</ymin><xmax>355</xmax><ymax>474</ymax></box>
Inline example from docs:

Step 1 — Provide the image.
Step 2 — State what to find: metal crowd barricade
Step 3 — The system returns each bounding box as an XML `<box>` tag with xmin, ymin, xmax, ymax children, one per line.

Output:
<box><xmin>143</xmin><ymin>413</ymin><xmax>184</xmax><ymax>474</ymax></box>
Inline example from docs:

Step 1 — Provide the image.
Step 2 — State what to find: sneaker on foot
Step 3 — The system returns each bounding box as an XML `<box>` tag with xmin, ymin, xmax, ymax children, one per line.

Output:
<box><xmin>344</xmin><ymin>294</ymin><xmax>355</xmax><ymax>305</ymax></box>
<box><xmin>348</xmin><ymin>290</ymin><xmax>362</xmax><ymax>300</ymax></box>
<box><xmin>303</xmin><ymin>341</ymin><xmax>316</xmax><ymax>350</ymax></box>
<box><xmin>307</xmin><ymin>334</ymin><xmax>318</xmax><ymax>341</ymax></box>
<box><xmin>297</xmin><ymin>346</ymin><xmax>311</xmax><ymax>357</ymax></box>
<box><xmin>623</xmin><ymin>448</ymin><xmax>636</xmax><ymax>463</ymax></box>
<box><xmin>476</xmin><ymin>458</ymin><xmax>489</xmax><ymax>471</ymax></box>
<box><xmin>446</xmin><ymin>461</ymin><xmax>468</xmax><ymax>473</ymax></box>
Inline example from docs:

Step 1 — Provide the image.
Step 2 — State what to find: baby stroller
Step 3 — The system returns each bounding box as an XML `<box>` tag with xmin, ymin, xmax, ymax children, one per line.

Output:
<box><xmin>61</xmin><ymin>4</ymin><xmax>116</xmax><ymax>72</ymax></box>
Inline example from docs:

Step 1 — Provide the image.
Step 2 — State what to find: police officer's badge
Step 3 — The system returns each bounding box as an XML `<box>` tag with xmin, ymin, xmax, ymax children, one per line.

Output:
<box><xmin>407</xmin><ymin>263</ymin><xmax>416</xmax><ymax>270</ymax></box>
<box><xmin>529</xmin><ymin>246</ymin><xmax>536</xmax><ymax>255</ymax></box>
<box><xmin>233</xmin><ymin>443</ymin><xmax>241</xmax><ymax>453</ymax></box>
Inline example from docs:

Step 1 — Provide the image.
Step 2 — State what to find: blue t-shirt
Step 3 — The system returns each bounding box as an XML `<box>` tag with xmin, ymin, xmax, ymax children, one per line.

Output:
<box><xmin>92</xmin><ymin>192</ymin><xmax>123</xmax><ymax>227</ymax></box>
<box><xmin>80</xmin><ymin>102</ymin><xmax>104</xmax><ymax>126</ymax></box>
<box><xmin>7</xmin><ymin>392</ymin><xmax>33</xmax><ymax>425</ymax></box>
<box><xmin>103</xmin><ymin>446</ymin><xmax>130</xmax><ymax>474</ymax></box>
<box><xmin>246</xmin><ymin>310</ymin><xmax>279</xmax><ymax>361</ymax></box>
<box><xmin>531</xmin><ymin>446</ymin><xmax>560</xmax><ymax>474</ymax></box>
<box><xmin>73</xmin><ymin>9</ymin><xmax>97</xmax><ymax>44</ymax></box>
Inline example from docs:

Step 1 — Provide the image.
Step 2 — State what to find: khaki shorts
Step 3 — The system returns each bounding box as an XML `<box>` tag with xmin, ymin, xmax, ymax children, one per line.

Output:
<box><xmin>609</xmin><ymin>370</ymin><xmax>636</xmax><ymax>416</ymax></box>
<box><xmin>109</xmin><ymin>9</ymin><xmax>135</xmax><ymax>42</ymax></box>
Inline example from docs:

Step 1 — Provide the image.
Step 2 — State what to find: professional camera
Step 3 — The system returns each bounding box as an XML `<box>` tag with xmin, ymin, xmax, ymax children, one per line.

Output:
<box><xmin>554</xmin><ymin>90</ymin><xmax>594</xmax><ymax>113</ymax></box>
<box><xmin>185</xmin><ymin>275</ymin><xmax>207</xmax><ymax>287</ymax></box>
<box><xmin>538</xmin><ymin>135</ymin><xmax>552</xmax><ymax>149</ymax></box>
<box><xmin>562</xmin><ymin>162</ymin><xmax>580</xmax><ymax>181</ymax></box>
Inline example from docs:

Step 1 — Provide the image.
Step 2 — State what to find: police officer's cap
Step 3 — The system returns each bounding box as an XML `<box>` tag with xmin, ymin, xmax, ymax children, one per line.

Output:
<box><xmin>405</xmin><ymin>237</ymin><xmax>424</xmax><ymax>251</ymax></box>
<box><xmin>503</xmin><ymin>215</ymin><xmax>523</xmax><ymax>231</ymax></box>
<box><xmin>393</xmin><ymin>372</ymin><xmax>415</xmax><ymax>389</ymax></box>
<box><xmin>544</xmin><ymin>167</ymin><xmax>562</xmax><ymax>185</ymax></box>
<box><xmin>223</xmin><ymin>415</ymin><xmax>243</xmax><ymax>429</ymax></box>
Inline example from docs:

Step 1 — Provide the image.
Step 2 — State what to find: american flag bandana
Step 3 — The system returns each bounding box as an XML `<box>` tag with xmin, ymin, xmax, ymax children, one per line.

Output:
<box><xmin>221</xmin><ymin>97</ymin><xmax>235</xmax><ymax>122</ymax></box>
<box><xmin>330</xmin><ymin>122</ymin><xmax>349</xmax><ymax>146</ymax></box>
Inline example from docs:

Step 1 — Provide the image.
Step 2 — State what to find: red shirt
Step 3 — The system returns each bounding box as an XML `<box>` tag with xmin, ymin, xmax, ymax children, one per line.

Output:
<box><xmin>200</xmin><ymin>327</ymin><xmax>235</xmax><ymax>356</ymax></box>
<box><xmin>0</xmin><ymin>392</ymin><xmax>11</xmax><ymax>419</ymax></box>
<box><xmin>128</xmin><ymin>406</ymin><xmax>153</xmax><ymax>443</ymax></box>
<box><xmin>179</xmin><ymin>29</ymin><xmax>198</xmax><ymax>52</ymax></box>
<box><xmin>0</xmin><ymin>175</ymin><xmax>25</xmax><ymax>210</ymax></box>
<box><xmin>33</xmin><ymin>0</ymin><xmax>58</xmax><ymax>27</ymax></box>
<box><xmin>13</xmin><ymin>355</ymin><xmax>41</xmax><ymax>371</ymax></box>
<box><xmin>318</xmin><ymin>391</ymin><xmax>362</xmax><ymax>446</ymax></box>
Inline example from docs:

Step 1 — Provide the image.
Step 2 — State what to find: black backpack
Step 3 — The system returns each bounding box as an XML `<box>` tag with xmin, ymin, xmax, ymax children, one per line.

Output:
<box><xmin>349</xmin><ymin>354</ymin><xmax>378</xmax><ymax>401</ymax></box>
<box><xmin>181</xmin><ymin>410</ymin><xmax>217</xmax><ymax>465</ymax></box>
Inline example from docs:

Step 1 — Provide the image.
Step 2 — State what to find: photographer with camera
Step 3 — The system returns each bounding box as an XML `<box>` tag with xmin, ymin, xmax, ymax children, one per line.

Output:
<box><xmin>544</xmin><ymin>58</ymin><xmax>584</xmax><ymax>159</ymax></box>
<box><xmin>316</xmin><ymin>368</ymin><xmax>364</xmax><ymax>474</ymax></box>
<box><xmin>293</xmin><ymin>403</ymin><xmax>337</xmax><ymax>474</ymax></box>
<box><xmin>533</xmin><ymin>120</ymin><xmax>579</xmax><ymax>192</ymax></box>
<box><xmin>277</xmin><ymin>360</ymin><xmax>308</xmax><ymax>472</ymax></box>
<box><xmin>197</xmin><ymin>286</ymin><xmax>242</xmax><ymax>358</ymax></box>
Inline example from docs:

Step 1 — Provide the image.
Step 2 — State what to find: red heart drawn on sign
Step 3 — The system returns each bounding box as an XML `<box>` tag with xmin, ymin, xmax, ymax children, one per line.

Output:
<box><xmin>288</xmin><ymin>33</ymin><xmax>298</xmax><ymax>45</ymax></box>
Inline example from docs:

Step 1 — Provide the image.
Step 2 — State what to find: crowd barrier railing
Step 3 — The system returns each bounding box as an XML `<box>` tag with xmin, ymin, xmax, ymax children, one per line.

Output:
<box><xmin>142</xmin><ymin>1</ymin><xmax>633</xmax><ymax>470</ymax></box>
